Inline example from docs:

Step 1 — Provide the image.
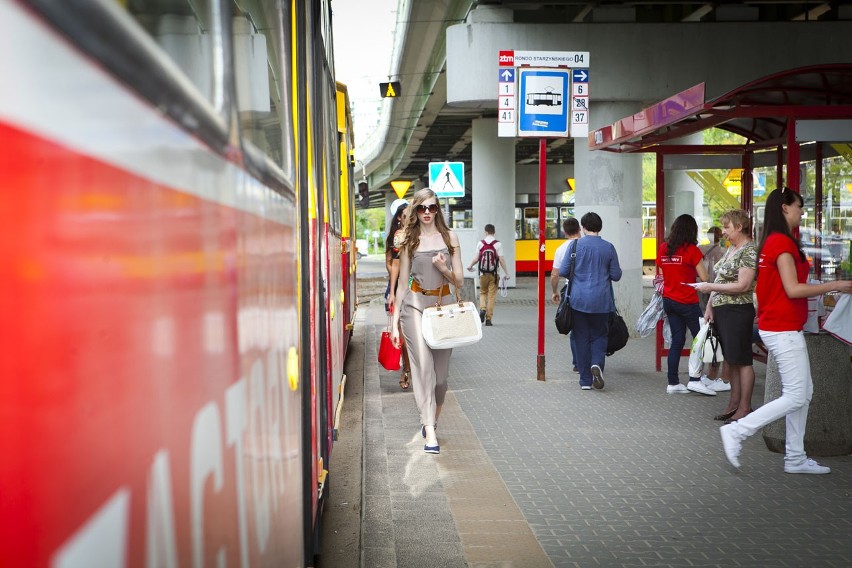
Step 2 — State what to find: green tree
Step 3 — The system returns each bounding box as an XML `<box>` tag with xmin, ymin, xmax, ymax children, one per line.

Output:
<box><xmin>355</xmin><ymin>207</ymin><xmax>387</xmax><ymax>254</ymax></box>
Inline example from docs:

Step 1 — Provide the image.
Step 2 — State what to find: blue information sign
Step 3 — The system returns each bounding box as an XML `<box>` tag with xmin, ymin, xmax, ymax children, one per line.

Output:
<box><xmin>518</xmin><ymin>68</ymin><xmax>570</xmax><ymax>137</ymax></box>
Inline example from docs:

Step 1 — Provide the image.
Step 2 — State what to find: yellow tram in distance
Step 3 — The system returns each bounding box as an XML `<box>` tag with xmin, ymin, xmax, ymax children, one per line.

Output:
<box><xmin>514</xmin><ymin>202</ymin><xmax>658</xmax><ymax>273</ymax></box>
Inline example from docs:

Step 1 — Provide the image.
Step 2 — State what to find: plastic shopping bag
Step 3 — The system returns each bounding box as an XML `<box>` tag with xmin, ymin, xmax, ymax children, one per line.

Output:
<box><xmin>636</xmin><ymin>291</ymin><xmax>665</xmax><ymax>337</ymax></box>
<box><xmin>804</xmin><ymin>279</ymin><xmax>825</xmax><ymax>333</ymax></box>
<box><xmin>822</xmin><ymin>294</ymin><xmax>852</xmax><ymax>346</ymax></box>
<box><xmin>688</xmin><ymin>319</ymin><xmax>711</xmax><ymax>378</ymax></box>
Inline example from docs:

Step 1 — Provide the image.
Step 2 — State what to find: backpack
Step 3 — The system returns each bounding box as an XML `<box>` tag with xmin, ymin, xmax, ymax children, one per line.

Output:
<box><xmin>478</xmin><ymin>239</ymin><xmax>499</xmax><ymax>274</ymax></box>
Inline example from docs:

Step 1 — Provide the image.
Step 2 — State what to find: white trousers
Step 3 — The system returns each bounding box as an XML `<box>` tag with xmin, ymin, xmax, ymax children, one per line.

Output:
<box><xmin>728</xmin><ymin>330</ymin><xmax>813</xmax><ymax>467</ymax></box>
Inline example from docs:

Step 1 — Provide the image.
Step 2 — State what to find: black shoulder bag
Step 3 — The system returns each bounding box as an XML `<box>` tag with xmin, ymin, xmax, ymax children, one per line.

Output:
<box><xmin>606</xmin><ymin>283</ymin><xmax>629</xmax><ymax>355</ymax></box>
<box><xmin>554</xmin><ymin>240</ymin><xmax>577</xmax><ymax>335</ymax></box>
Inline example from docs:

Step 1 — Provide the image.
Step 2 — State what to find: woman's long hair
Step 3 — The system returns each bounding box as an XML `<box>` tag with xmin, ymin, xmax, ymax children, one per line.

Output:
<box><xmin>401</xmin><ymin>188</ymin><xmax>454</xmax><ymax>260</ymax></box>
<box><xmin>665</xmin><ymin>214</ymin><xmax>699</xmax><ymax>256</ymax></box>
<box><xmin>385</xmin><ymin>204</ymin><xmax>407</xmax><ymax>252</ymax></box>
<box><xmin>757</xmin><ymin>187</ymin><xmax>806</xmax><ymax>263</ymax></box>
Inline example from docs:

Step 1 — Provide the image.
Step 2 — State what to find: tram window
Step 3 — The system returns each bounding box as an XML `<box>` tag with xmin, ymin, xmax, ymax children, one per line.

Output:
<box><xmin>452</xmin><ymin>209</ymin><xmax>472</xmax><ymax>229</ymax></box>
<box><xmin>124</xmin><ymin>1</ymin><xmax>217</xmax><ymax>106</ymax></box>
<box><xmin>544</xmin><ymin>207</ymin><xmax>558</xmax><ymax>239</ymax></box>
<box><xmin>518</xmin><ymin>207</ymin><xmax>558</xmax><ymax>239</ymax></box>
<box><xmin>642</xmin><ymin>204</ymin><xmax>657</xmax><ymax>238</ymax></box>
<box><xmin>231</xmin><ymin>3</ymin><xmax>294</xmax><ymax>179</ymax></box>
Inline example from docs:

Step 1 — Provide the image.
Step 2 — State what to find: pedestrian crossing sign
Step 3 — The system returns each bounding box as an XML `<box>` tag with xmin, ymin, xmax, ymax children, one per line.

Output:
<box><xmin>428</xmin><ymin>161</ymin><xmax>465</xmax><ymax>198</ymax></box>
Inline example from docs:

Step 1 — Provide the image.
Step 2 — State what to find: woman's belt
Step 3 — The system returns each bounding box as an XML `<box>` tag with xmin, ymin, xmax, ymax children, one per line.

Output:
<box><xmin>410</xmin><ymin>279</ymin><xmax>451</xmax><ymax>297</ymax></box>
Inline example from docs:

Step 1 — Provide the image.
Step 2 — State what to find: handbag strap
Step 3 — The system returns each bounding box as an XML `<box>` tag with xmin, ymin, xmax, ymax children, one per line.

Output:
<box><xmin>434</xmin><ymin>277</ymin><xmax>463</xmax><ymax>309</ymax></box>
<box><xmin>610</xmin><ymin>282</ymin><xmax>620</xmax><ymax>315</ymax></box>
<box><xmin>565</xmin><ymin>239</ymin><xmax>578</xmax><ymax>297</ymax></box>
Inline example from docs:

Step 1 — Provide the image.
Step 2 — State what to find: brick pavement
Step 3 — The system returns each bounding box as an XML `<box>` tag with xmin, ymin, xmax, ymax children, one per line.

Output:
<box><xmin>345</xmin><ymin>277</ymin><xmax>852</xmax><ymax>568</ymax></box>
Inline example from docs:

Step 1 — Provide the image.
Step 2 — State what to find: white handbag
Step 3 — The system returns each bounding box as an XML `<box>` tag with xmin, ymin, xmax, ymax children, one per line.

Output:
<box><xmin>702</xmin><ymin>328</ymin><xmax>725</xmax><ymax>364</ymax></box>
<box><xmin>421</xmin><ymin>284</ymin><xmax>482</xmax><ymax>349</ymax></box>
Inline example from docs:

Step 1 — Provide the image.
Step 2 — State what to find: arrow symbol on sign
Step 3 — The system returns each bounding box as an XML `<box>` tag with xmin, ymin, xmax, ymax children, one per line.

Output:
<box><xmin>500</xmin><ymin>69</ymin><xmax>513</xmax><ymax>81</ymax></box>
<box><xmin>574</xmin><ymin>70</ymin><xmax>588</xmax><ymax>82</ymax></box>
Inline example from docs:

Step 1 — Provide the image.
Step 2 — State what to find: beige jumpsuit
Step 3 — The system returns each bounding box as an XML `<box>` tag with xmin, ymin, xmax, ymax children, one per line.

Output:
<box><xmin>400</xmin><ymin>248</ymin><xmax>455</xmax><ymax>428</ymax></box>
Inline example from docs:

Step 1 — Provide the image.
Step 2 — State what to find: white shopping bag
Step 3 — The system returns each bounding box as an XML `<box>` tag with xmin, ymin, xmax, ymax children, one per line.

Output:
<box><xmin>822</xmin><ymin>294</ymin><xmax>852</xmax><ymax>346</ymax></box>
<box><xmin>688</xmin><ymin>319</ymin><xmax>711</xmax><ymax>378</ymax></box>
<box><xmin>804</xmin><ymin>279</ymin><xmax>824</xmax><ymax>333</ymax></box>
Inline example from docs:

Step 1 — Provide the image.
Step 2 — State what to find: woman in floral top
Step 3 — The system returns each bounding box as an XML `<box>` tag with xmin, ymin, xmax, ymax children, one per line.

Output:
<box><xmin>695</xmin><ymin>209</ymin><xmax>757</xmax><ymax>423</ymax></box>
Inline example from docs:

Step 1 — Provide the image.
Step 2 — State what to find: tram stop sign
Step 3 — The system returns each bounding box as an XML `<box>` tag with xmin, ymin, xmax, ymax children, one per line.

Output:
<box><xmin>517</xmin><ymin>68</ymin><xmax>571</xmax><ymax>137</ymax></box>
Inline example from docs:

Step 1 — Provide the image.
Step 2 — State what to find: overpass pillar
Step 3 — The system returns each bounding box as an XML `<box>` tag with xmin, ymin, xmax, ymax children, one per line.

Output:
<box><xmin>471</xmin><ymin>118</ymin><xmax>516</xmax><ymax>287</ymax></box>
<box><xmin>574</xmin><ymin>102</ymin><xmax>643</xmax><ymax>334</ymax></box>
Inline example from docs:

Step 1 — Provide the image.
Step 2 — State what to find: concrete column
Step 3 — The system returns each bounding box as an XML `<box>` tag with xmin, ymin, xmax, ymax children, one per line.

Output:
<box><xmin>574</xmin><ymin>102</ymin><xmax>643</xmax><ymax>335</ymax></box>
<box><xmin>762</xmin><ymin>335</ymin><xmax>852</xmax><ymax>456</ymax></box>
<box><xmin>664</xmin><ymin>133</ymin><xmax>705</xmax><ymax>232</ymax></box>
<box><xmin>471</xmin><ymin>118</ymin><xmax>516</xmax><ymax>287</ymax></box>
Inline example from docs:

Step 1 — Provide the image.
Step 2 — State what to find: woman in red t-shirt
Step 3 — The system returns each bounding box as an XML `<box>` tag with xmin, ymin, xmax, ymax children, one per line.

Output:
<box><xmin>656</xmin><ymin>214</ymin><xmax>714</xmax><ymax>395</ymax></box>
<box><xmin>720</xmin><ymin>188</ymin><xmax>852</xmax><ymax>474</ymax></box>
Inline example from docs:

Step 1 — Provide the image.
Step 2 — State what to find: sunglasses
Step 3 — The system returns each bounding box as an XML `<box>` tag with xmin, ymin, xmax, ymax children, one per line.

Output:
<box><xmin>416</xmin><ymin>204</ymin><xmax>439</xmax><ymax>214</ymax></box>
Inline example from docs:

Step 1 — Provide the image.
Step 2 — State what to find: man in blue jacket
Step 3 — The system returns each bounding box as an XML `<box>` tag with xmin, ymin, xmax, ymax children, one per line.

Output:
<box><xmin>559</xmin><ymin>212</ymin><xmax>622</xmax><ymax>390</ymax></box>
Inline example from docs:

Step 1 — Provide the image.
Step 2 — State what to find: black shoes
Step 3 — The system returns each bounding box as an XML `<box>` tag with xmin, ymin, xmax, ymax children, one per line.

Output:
<box><xmin>485</xmin><ymin>319</ymin><xmax>493</xmax><ymax>326</ymax></box>
<box><xmin>479</xmin><ymin>309</ymin><xmax>485</xmax><ymax>322</ymax></box>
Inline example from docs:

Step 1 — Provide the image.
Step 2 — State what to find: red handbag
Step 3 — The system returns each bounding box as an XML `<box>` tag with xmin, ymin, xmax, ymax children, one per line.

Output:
<box><xmin>378</xmin><ymin>315</ymin><xmax>402</xmax><ymax>371</ymax></box>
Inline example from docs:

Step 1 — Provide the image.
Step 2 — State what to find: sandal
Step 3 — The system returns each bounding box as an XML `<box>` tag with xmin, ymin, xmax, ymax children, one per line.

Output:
<box><xmin>399</xmin><ymin>371</ymin><xmax>410</xmax><ymax>390</ymax></box>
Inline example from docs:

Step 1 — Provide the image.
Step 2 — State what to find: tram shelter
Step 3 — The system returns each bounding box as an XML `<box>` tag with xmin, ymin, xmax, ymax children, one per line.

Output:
<box><xmin>589</xmin><ymin>64</ymin><xmax>852</xmax><ymax>370</ymax></box>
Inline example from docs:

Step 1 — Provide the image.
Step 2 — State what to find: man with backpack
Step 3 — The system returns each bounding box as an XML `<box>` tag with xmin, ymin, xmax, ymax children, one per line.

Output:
<box><xmin>466</xmin><ymin>224</ymin><xmax>508</xmax><ymax>326</ymax></box>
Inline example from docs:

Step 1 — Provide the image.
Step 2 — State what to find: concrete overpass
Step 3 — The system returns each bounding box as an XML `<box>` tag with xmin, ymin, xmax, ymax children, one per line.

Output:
<box><xmin>359</xmin><ymin>0</ymin><xmax>852</xmax><ymax>201</ymax></box>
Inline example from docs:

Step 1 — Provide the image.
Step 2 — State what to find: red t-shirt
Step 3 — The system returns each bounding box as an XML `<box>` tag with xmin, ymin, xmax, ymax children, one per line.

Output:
<box><xmin>656</xmin><ymin>242</ymin><xmax>703</xmax><ymax>304</ymax></box>
<box><xmin>756</xmin><ymin>233</ymin><xmax>809</xmax><ymax>331</ymax></box>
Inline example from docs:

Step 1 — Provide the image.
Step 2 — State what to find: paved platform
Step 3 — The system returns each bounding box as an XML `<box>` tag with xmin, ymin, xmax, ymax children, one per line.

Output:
<box><xmin>322</xmin><ymin>278</ymin><xmax>852</xmax><ymax>568</ymax></box>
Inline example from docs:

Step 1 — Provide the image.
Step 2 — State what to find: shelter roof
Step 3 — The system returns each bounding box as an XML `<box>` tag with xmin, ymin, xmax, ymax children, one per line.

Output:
<box><xmin>589</xmin><ymin>64</ymin><xmax>852</xmax><ymax>153</ymax></box>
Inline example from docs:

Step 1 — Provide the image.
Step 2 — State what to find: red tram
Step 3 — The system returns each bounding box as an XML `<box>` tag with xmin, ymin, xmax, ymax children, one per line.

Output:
<box><xmin>0</xmin><ymin>0</ymin><xmax>355</xmax><ymax>566</ymax></box>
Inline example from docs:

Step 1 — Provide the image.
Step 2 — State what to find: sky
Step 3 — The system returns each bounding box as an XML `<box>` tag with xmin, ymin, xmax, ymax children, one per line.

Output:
<box><xmin>332</xmin><ymin>0</ymin><xmax>398</xmax><ymax>150</ymax></box>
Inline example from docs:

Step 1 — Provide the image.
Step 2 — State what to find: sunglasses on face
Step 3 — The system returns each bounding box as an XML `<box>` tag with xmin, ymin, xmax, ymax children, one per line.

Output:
<box><xmin>416</xmin><ymin>204</ymin><xmax>439</xmax><ymax>214</ymax></box>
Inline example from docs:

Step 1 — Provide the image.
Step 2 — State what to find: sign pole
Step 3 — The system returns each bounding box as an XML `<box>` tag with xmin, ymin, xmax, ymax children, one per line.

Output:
<box><xmin>537</xmin><ymin>137</ymin><xmax>547</xmax><ymax>381</ymax></box>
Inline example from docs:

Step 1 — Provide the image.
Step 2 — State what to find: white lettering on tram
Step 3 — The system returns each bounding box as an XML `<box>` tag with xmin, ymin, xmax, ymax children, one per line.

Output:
<box><xmin>51</xmin><ymin>489</ymin><xmax>130</xmax><ymax>568</ymax></box>
<box><xmin>51</xmin><ymin>344</ymin><xmax>298</xmax><ymax>567</ymax></box>
<box><xmin>146</xmin><ymin>451</ymin><xmax>178</xmax><ymax>568</ymax></box>
<box><xmin>190</xmin><ymin>403</ymin><xmax>225</xmax><ymax>568</ymax></box>
<box><xmin>248</xmin><ymin>359</ymin><xmax>271</xmax><ymax>552</ymax></box>
<box><xmin>225</xmin><ymin>379</ymin><xmax>250</xmax><ymax>568</ymax></box>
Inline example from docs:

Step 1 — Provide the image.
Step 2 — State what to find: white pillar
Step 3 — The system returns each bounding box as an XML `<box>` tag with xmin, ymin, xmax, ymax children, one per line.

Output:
<box><xmin>573</xmin><ymin>102</ymin><xmax>643</xmax><ymax>335</ymax></box>
<box><xmin>471</xmin><ymin>118</ymin><xmax>516</xmax><ymax>287</ymax></box>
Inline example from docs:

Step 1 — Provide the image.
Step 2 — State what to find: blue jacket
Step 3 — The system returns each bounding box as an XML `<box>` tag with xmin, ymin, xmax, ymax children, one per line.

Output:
<box><xmin>559</xmin><ymin>235</ymin><xmax>622</xmax><ymax>313</ymax></box>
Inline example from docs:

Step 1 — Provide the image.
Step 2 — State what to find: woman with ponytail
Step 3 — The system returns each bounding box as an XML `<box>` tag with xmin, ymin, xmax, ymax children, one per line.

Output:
<box><xmin>720</xmin><ymin>188</ymin><xmax>852</xmax><ymax>474</ymax></box>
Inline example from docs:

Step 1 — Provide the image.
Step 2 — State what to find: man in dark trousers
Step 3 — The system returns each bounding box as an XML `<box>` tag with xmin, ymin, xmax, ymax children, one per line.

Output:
<box><xmin>467</xmin><ymin>224</ymin><xmax>508</xmax><ymax>326</ymax></box>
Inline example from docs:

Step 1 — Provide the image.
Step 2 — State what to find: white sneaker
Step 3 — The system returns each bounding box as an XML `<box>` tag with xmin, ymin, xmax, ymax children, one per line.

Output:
<box><xmin>699</xmin><ymin>375</ymin><xmax>711</xmax><ymax>386</ymax></box>
<box><xmin>666</xmin><ymin>384</ymin><xmax>689</xmax><ymax>394</ymax></box>
<box><xmin>687</xmin><ymin>381</ymin><xmax>718</xmax><ymax>396</ymax></box>
<box><xmin>720</xmin><ymin>424</ymin><xmax>742</xmax><ymax>468</ymax></box>
<box><xmin>707</xmin><ymin>378</ymin><xmax>731</xmax><ymax>392</ymax></box>
<box><xmin>785</xmin><ymin>458</ymin><xmax>831</xmax><ymax>475</ymax></box>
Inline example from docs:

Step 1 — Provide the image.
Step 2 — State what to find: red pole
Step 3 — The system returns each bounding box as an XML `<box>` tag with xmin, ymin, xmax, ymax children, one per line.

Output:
<box><xmin>787</xmin><ymin>117</ymin><xmax>800</xmax><ymax>191</ymax></box>
<box><xmin>537</xmin><ymin>138</ymin><xmax>547</xmax><ymax>381</ymax></box>
<box><xmin>815</xmin><ymin>142</ymin><xmax>824</xmax><ymax>280</ymax></box>
<box><xmin>655</xmin><ymin>151</ymin><xmax>665</xmax><ymax>372</ymax></box>
<box><xmin>742</xmin><ymin>150</ymin><xmax>753</xmax><ymax>220</ymax></box>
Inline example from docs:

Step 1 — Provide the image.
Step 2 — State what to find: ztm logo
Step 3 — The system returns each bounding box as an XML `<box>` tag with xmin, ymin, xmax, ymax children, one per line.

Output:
<box><xmin>498</xmin><ymin>50</ymin><xmax>514</xmax><ymax>66</ymax></box>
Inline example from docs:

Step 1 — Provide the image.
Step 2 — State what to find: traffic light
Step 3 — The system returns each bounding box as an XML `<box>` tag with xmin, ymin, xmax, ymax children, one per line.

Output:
<box><xmin>379</xmin><ymin>81</ymin><xmax>401</xmax><ymax>98</ymax></box>
<box><xmin>357</xmin><ymin>181</ymin><xmax>369</xmax><ymax>208</ymax></box>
